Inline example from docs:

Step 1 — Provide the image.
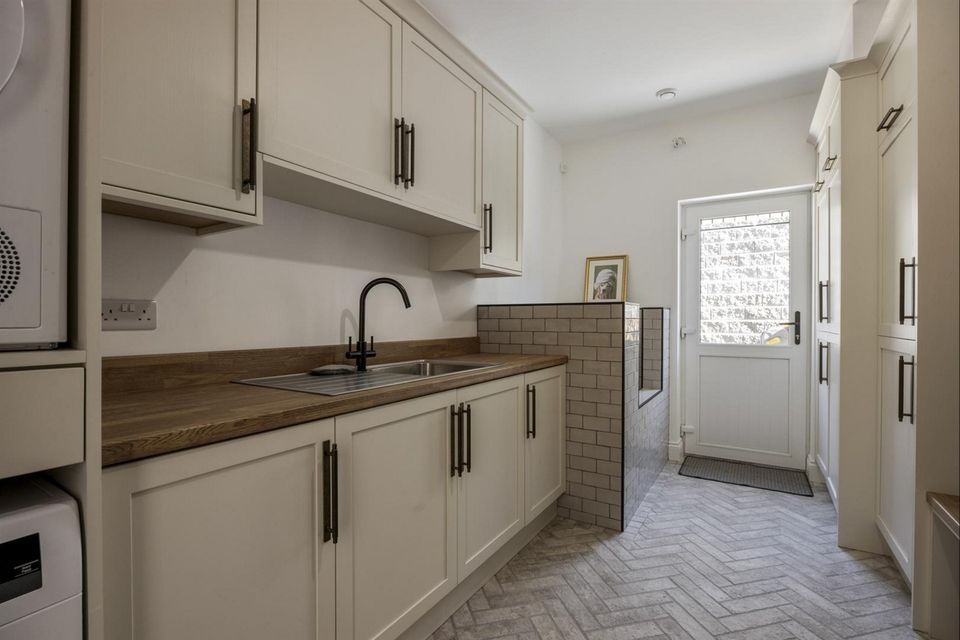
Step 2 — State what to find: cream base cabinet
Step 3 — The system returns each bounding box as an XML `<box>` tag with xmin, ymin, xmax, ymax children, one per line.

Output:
<box><xmin>815</xmin><ymin>336</ymin><xmax>840</xmax><ymax>508</ymax></box>
<box><xmin>523</xmin><ymin>366</ymin><xmax>565</xmax><ymax>524</ymax></box>
<box><xmin>455</xmin><ymin>377</ymin><xmax>525</xmax><ymax>578</ymax></box>
<box><xmin>334</xmin><ymin>392</ymin><xmax>458</xmax><ymax>640</ymax></box>
<box><xmin>258</xmin><ymin>0</ymin><xmax>401</xmax><ymax>199</ymax></box>
<box><xmin>877</xmin><ymin>337</ymin><xmax>917</xmax><ymax>583</ymax></box>
<box><xmin>400</xmin><ymin>24</ymin><xmax>482</xmax><ymax>227</ymax></box>
<box><xmin>103</xmin><ymin>419</ymin><xmax>336</xmax><ymax>640</ymax></box>
<box><xmin>101</xmin><ymin>0</ymin><xmax>258</xmax><ymax>223</ymax></box>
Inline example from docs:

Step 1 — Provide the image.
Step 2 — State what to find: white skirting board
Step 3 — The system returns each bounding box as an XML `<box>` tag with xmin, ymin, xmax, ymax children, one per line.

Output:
<box><xmin>668</xmin><ymin>439</ymin><xmax>684</xmax><ymax>462</ymax></box>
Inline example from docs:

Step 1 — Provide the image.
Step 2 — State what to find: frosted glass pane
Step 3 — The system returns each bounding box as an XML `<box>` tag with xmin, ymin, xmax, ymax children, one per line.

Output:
<box><xmin>699</xmin><ymin>211</ymin><xmax>790</xmax><ymax>345</ymax></box>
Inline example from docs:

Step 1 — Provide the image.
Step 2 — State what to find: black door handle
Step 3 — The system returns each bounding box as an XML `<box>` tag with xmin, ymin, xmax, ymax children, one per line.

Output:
<box><xmin>449</xmin><ymin>404</ymin><xmax>457</xmax><ymax>477</ymax></box>
<box><xmin>483</xmin><ymin>204</ymin><xmax>493</xmax><ymax>253</ymax></box>
<box><xmin>525</xmin><ymin>385</ymin><xmax>534</xmax><ymax>438</ymax></box>
<box><xmin>877</xmin><ymin>104</ymin><xmax>904</xmax><ymax>132</ymax></box>
<box><xmin>240</xmin><ymin>98</ymin><xmax>257</xmax><ymax>193</ymax></box>
<box><xmin>818</xmin><ymin>282</ymin><xmax>829</xmax><ymax>323</ymax></box>
<box><xmin>778</xmin><ymin>311</ymin><xmax>801</xmax><ymax>345</ymax></box>
<box><xmin>322</xmin><ymin>440</ymin><xmax>338</xmax><ymax>544</ymax></box>
<box><xmin>456</xmin><ymin>402</ymin><xmax>465</xmax><ymax>477</ymax></box>
<box><xmin>818</xmin><ymin>342</ymin><xmax>829</xmax><ymax>384</ymax></box>
<box><xmin>898</xmin><ymin>356</ymin><xmax>915</xmax><ymax>424</ymax></box>
<box><xmin>899</xmin><ymin>258</ymin><xmax>917</xmax><ymax>325</ymax></box>
<box><xmin>403</xmin><ymin>122</ymin><xmax>415</xmax><ymax>188</ymax></box>
<box><xmin>394</xmin><ymin>118</ymin><xmax>403</xmax><ymax>186</ymax></box>
<box><xmin>464</xmin><ymin>404</ymin><xmax>472</xmax><ymax>473</ymax></box>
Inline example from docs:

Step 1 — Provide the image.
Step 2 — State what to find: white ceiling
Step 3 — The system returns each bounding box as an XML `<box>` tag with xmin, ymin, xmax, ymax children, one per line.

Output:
<box><xmin>417</xmin><ymin>0</ymin><xmax>855</xmax><ymax>142</ymax></box>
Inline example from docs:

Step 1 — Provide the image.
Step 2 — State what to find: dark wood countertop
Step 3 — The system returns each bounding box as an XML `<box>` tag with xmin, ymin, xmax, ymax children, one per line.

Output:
<box><xmin>102</xmin><ymin>352</ymin><xmax>565</xmax><ymax>466</ymax></box>
<box><xmin>928</xmin><ymin>492</ymin><xmax>960</xmax><ymax>539</ymax></box>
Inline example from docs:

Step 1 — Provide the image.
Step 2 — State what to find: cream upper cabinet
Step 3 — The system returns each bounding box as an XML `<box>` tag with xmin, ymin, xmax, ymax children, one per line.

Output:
<box><xmin>399</xmin><ymin>24</ymin><xmax>482</xmax><ymax>227</ymax></box>
<box><xmin>877</xmin><ymin>338</ymin><xmax>917</xmax><ymax>584</ymax></box>
<box><xmin>102</xmin><ymin>419</ymin><xmax>336</xmax><ymax>640</ymax></box>
<box><xmin>481</xmin><ymin>91</ymin><xmax>523</xmax><ymax>272</ymax></box>
<box><xmin>454</xmin><ymin>377</ymin><xmax>524</xmax><ymax>579</ymax></box>
<box><xmin>876</xmin><ymin>17</ymin><xmax>916</xmax><ymax>148</ymax></box>
<box><xmin>334</xmin><ymin>391</ymin><xmax>458</xmax><ymax>640</ymax></box>
<box><xmin>523</xmin><ymin>366</ymin><xmax>565</xmax><ymax>524</ymax></box>
<box><xmin>101</xmin><ymin>0</ymin><xmax>258</xmax><ymax>223</ymax></box>
<box><xmin>258</xmin><ymin>0</ymin><xmax>401</xmax><ymax>198</ymax></box>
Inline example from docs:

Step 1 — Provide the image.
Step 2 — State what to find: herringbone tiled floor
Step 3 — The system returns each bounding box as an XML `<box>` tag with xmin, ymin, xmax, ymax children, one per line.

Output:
<box><xmin>430</xmin><ymin>464</ymin><xmax>921</xmax><ymax>640</ymax></box>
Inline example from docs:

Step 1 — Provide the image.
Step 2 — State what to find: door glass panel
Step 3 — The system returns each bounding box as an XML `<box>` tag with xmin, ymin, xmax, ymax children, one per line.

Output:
<box><xmin>699</xmin><ymin>211</ymin><xmax>791</xmax><ymax>345</ymax></box>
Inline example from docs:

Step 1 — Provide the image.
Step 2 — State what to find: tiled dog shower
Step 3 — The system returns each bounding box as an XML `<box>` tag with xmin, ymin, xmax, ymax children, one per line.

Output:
<box><xmin>477</xmin><ymin>303</ymin><xmax>670</xmax><ymax>530</ymax></box>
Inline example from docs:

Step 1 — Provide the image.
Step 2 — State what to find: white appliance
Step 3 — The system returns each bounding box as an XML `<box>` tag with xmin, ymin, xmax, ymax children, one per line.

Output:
<box><xmin>0</xmin><ymin>0</ymin><xmax>70</xmax><ymax>349</ymax></box>
<box><xmin>0</xmin><ymin>477</ymin><xmax>81</xmax><ymax>639</ymax></box>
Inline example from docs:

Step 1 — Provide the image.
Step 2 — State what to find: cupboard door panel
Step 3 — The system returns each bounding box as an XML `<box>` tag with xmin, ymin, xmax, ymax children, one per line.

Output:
<box><xmin>259</xmin><ymin>0</ymin><xmax>401</xmax><ymax>196</ymax></box>
<box><xmin>877</xmin><ymin>340</ymin><xmax>916</xmax><ymax>582</ymax></box>
<box><xmin>101</xmin><ymin>0</ymin><xmax>256</xmax><ymax>215</ymax></box>
<box><xmin>523</xmin><ymin>367</ymin><xmax>565</xmax><ymax>524</ymax></box>
<box><xmin>456</xmin><ymin>378</ymin><xmax>524</xmax><ymax>578</ymax></box>
<box><xmin>103</xmin><ymin>420</ymin><xmax>335</xmax><ymax>640</ymax></box>
<box><xmin>335</xmin><ymin>392</ymin><xmax>458</xmax><ymax>640</ymax></box>
<box><xmin>481</xmin><ymin>92</ymin><xmax>522</xmax><ymax>272</ymax></box>
<box><xmin>879</xmin><ymin>116</ymin><xmax>918</xmax><ymax>340</ymax></box>
<box><xmin>400</xmin><ymin>25</ymin><xmax>481</xmax><ymax>226</ymax></box>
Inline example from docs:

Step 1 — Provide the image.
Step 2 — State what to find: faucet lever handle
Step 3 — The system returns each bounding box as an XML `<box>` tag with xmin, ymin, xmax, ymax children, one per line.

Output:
<box><xmin>348</xmin><ymin>336</ymin><xmax>354</xmax><ymax>352</ymax></box>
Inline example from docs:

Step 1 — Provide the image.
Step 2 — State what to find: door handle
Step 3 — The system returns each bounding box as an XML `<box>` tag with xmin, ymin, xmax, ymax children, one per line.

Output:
<box><xmin>525</xmin><ymin>384</ymin><xmax>534</xmax><ymax>438</ymax></box>
<box><xmin>464</xmin><ymin>404</ymin><xmax>472</xmax><ymax>473</ymax></box>
<box><xmin>483</xmin><ymin>204</ymin><xmax>493</xmax><ymax>254</ymax></box>
<box><xmin>822</xmin><ymin>155</ymin><xmax>837</xmax><ymax>172</ymax></box>
<box><xmin>778</xmin><ymin>311</ymin><xmax>801</xmax><ymax>345</ymax></box>
<box><xmin>899</xmin><ymin>258</ymin><xmax>917</xmax><ymax>325</ymax></box>
<box><xmin>322</xmin><ymin>440</ymin><xmax>338</xmax><ymax>544</ymax></box>
<box><xmin>876</xmin><ymin>104</ymin><xmax>904</xmax><ymax>132</ymax></box>
<box><xmin>818</xmin><ymin>281</ymin><xmax>829</xmax><ymax>322</ymax></box>
<box><xmin>403</xmin><ymin>122</ymin><xmax>415</xmax><ymax>189</ymax></box>
<box><xmin>898</xmin><ymin>356</ymin><xmax>915</xmax><ymax>424</ymax></box>
<box><xmin>818</xmin><ymin>342</ymin><xmax>829</xmax><ymax>384</ymax></box>
<box><xmin>813</xmin><ymin>180</ymin><xmax>824</xmax><ymax>193</ymax></box>
<box><xmin>394</xmin><ymin>118</ymin><xmax>403</xmax><ymax>186</ymax></box>
<box><xmin>449</xmin><ymin>404</ymin><xmax>457</xmax><ymax>477</ymax></box>
<box><xmin>240</xmin><ymin>98</ymin><xmax>257</xmax><ymax>194</ymax></box>
<box><xmin>456</xmin><ymin>402</ymin><xmax>465</xmax><ymax>476</ymax></box>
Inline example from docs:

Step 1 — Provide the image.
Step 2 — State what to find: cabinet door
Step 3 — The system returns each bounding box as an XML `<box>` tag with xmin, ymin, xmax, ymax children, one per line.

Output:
<box><xmin>877</xmin><ymin>339</ymin><xmax>917</xmax><ymax>582</ymax></box>
<box><xmin>400</xmin><ymin>24</ymin><xmax>481</xmax><ymax>227</ymax></box>
<box><xmin>523</xmin><ymin>366</ymin><xmax>565</xmax><ymax>524</ymax></box>
<box><xmin>103</xmin><ymin>420</ymin><xmax>335</xmax><ymax>640</ymax></box>
<box><xmin>335</xmin><ymin>391</ymin><xmax>458</xmax><ymax>640</ymax></box>
<box><xmin>455</xmin><ymin>377</ymin><xmax>524</xmax><ymax>578</ymax></box>
<box><xmin>827</xmin><ymin>338</ymin><xmax>840</xmax><ymax>501</ymax></box>
<box><xmin>481</xmin><ymin>91</ymin><xmax>523</xmax><ymax>272</ymax></box>
<box><xmin>877</xmin><ymin>18</ymin><xmax>916</xmax><ymax>148</ymax></box>
<box><xmin>878</xmin><ymin>113</ymin><xmax>918</xmax><ymax>340</ymax></box>
<box><xmin>101</xmin><ymin>0</ymin><xmax>257</xmax><ymax>216</ymax></box>
<box><xmin>259</xmin><ymin>0</ymin><xmax>401</xmax><ymax>197</ymax></box>
<box><xmin>815</xmin><ymin>340</ymin><xmax>831</xmax><ymax>498</ymax></box>
<box><xmin>815</xmin><ymin>191</ymin><xmax>831</xmax><ymax>326</ymax></box>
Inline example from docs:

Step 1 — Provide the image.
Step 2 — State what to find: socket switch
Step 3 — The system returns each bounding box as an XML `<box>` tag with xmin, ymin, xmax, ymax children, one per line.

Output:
<box><xmin>102</xmin><ymin>299</ymin><xmax>157</xmax><ymax>331</ymax></box>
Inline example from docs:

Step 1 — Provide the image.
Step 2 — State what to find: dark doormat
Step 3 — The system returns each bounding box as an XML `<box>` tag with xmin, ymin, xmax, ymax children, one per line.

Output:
<box><xmin>678</xmin><ymin>455</ymin><xmax>814</xmax><ymax>497</ymax></box>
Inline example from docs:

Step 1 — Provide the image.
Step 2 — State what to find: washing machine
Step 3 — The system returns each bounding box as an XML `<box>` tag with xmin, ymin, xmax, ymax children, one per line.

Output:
<box><xmin>0</xmin><ymin>477</ymin><xmax>81</xmax><ymax>639</ymax></box>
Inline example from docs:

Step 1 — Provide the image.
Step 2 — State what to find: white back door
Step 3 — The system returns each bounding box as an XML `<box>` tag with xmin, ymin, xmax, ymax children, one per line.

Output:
<box><xmin>681</xmin><ymin>191</ymin><xmax>811</xmax><ymax>469</ymax></box>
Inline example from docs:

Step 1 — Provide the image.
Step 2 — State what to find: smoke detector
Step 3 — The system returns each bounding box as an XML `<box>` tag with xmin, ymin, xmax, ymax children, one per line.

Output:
<box><xmin>656</xmin><ymin>87</ymin><xmax>679</xmax><ymax>102</ymax></box>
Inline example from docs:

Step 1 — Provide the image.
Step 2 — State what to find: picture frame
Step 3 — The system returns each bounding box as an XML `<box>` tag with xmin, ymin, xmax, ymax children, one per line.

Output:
<box><xmin>583</xmin><ymin>255</ymin><xmax>628</xmax><ymax>302</ymax></box>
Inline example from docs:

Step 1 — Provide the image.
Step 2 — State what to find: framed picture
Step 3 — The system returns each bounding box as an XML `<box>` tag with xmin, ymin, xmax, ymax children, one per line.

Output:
<box><xmin>583</xmin><ymin>255</ymin><xmax>628</xmax><ymax>302</ymax></box>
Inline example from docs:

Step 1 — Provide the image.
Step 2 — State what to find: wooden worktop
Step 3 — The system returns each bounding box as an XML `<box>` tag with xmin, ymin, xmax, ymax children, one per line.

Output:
<box><xmin>102</xmin><ymin>339</ymin><xmax>565</xmax><ymax>466</ymax></box>
<box><xmin>927</xmin><ymin>492</ymin><xmax>960</xmax><ymax>539</ymax></box>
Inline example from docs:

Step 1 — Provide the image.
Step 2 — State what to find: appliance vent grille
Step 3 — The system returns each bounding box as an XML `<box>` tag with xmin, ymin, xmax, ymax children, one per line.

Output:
<box><xmin>0</xmin><ymin>227</ymin><xmax>21</xmax><ymax>305</ymax></box>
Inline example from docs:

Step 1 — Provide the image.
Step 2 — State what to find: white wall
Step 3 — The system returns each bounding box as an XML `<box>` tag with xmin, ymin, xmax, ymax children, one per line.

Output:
<box><xmin>560</xmin><ymin>92</ymin><xmax>817</xmax><ymax>451</ymax></box>
<box><xmin>101</xmin><ymin>120</ymin><xmax>563</xmax><ymax>356</ymax></box>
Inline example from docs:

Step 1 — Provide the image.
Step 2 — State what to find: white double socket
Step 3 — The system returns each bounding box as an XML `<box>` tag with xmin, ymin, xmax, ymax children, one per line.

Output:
<box><xmin>102</xmin><ymin>299</ymin><xmax>157</xmax><ymax>331</ymax></box>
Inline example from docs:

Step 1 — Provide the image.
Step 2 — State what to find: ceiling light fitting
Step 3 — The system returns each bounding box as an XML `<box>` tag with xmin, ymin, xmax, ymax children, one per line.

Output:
<box><xmin>656</xmin><ymin>87</ymin><xmax>678</xmax><ymax>101</ymax></box>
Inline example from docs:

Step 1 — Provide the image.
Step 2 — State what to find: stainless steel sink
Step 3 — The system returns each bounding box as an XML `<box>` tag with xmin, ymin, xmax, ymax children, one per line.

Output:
<box><xmin>236</xmin><ymin>359</ymin><xmax>494</xmax><ymax>396</ymax></box>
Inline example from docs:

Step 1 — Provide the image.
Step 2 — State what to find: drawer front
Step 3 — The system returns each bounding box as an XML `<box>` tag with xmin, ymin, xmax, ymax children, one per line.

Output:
<box><xmin>0</xmin><ymin>367</ymin><xmax>84</xmax><ymax>479</ymax></box>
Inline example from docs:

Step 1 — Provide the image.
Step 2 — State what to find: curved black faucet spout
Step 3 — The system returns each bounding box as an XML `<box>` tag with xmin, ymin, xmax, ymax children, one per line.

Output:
<box><xmin>346</xmin><ymin>278</ymin><xmax>412</xmax><ymax>372</ymax></box>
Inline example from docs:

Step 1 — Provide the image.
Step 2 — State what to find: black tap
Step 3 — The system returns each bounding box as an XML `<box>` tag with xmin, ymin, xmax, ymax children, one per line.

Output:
<box><xmin>346</xmin><ymin>277</ymin><xmax>412</xmax><ymax>372</ymax></box>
